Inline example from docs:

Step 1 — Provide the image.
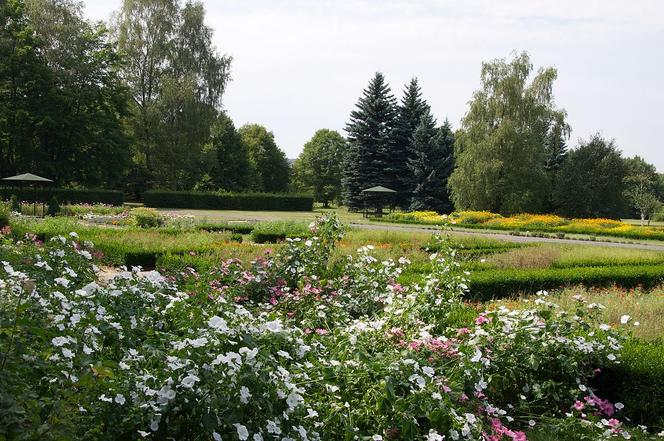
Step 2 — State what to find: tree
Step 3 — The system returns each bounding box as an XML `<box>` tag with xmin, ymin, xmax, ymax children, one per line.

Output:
<box><xmin>408</xmin><ymin>115</ymin><xmax>455</xmax><ymax>213</ymax></box>
<box><xmin>292</xmin><ymin>129</ymin><xmax>346</xmax><ymax>207</ymax></box>
<box><xmin>205</xmin><ymin>112</ymin><xmax>256</xmax><ymax>192</ymax></box>
<box><xmin>0</xmin><ymin>0</ymin><xmax>131</xmax><ymax>187</ymax></box>
<box><xmin>624</xmin><ymin>173</ymin><xmax>660</xmax><ymax>226</ymax></box>
<box><xmin>238</xmin><ymin>124</ymin><xmax>290</xmax><ymax>193</ymax></box>
<box><xmin>393</xmin><ymin>78</ymin><xmax>430</xmax><ymax>207</ymax></box>
<box><xmin>448</xmin><ymin>52</ymin><xmax>568</xmax><ymax>214</ymax></box>
<box><xmin>543</xmin><ymin>118</ymin><xmax>570</xmax><ymax>211</ymax></box>
<box><xmin>114</xmin><ymin>0</ymin><xmax>231</xmax><ymax>190</ymax></box>
<box><xmin>342</xmin><ymin>72</ymin><xmax>398</xmax><ymax>209</ymax></box>
<box><xmin>553</xmin><ymin>134</ymin><xmax>627</xmax><ymax>219</ymax></box>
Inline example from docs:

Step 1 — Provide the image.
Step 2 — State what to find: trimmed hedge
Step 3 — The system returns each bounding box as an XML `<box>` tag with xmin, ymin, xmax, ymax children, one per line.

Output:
<box><xmin>467</xmin><ymin>265</ymin><xmax>664</xmax><ymax>300</ymax></box>
<box><xmin>250</xmin><ymin>221</ymin><xmax>311</xmax><ymax>244</ymax></box>
<box><xmin>594</xmin><ymin>339</ymin><xmax>664</xmax><ymax>430</ymax></box>
<box><xmin>143</xmin><ymin>190</ymin><xmax>314</xmax><ymax>211</ymax></box>
<box><xmin>0</xmin><ymin>188</ymin><xmax>123</xmax><ymax>206</ymax></box>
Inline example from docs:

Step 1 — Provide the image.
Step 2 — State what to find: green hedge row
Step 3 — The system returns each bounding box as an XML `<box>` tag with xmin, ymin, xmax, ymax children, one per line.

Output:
<box><xmin>143</xmin><ymin>191</ymin><xmax>314</xmax><ymax>211</ymax></box>
<box><xmin>467</xmin><ymin>265</ymin><xmax>664</xmax><ymax>300</ymax></box>
<box><xmin>594</xmin><ymin>339</ymin><xmax>664</xmax><ymax>430</ymax></box>
<box><xmin>0</xmin><ymin>188</ymin><xmax>123</xmax><ymax>206</ymax></box>
<box><xmin>250</xmin><ymin>221</ymin><xmax>311</xmax><ymax>243</ymax></box>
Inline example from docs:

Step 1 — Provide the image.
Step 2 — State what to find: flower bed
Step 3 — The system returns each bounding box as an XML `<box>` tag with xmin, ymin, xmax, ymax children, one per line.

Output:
<box><xmin>0</xmin><ymin>216</ymin><xmax>661</xmax><ymax>439</ymax></box>
<box><xmin>380</xmin><ymin>211</ymin><xmax>664</xmax><ymax>241</ymax></box>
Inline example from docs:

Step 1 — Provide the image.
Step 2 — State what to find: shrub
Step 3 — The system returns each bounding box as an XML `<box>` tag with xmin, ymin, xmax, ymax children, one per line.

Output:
<box><xmin>250</xmin><ymin>221</ymin><xmax>311</xmax><ymax>243</ymax></box>
<box><xmin>143</xmin><ymin>190</ymin><xmax>314</xmax><ymax>211</ymax></box>
<box><xmin>47</xmin><ymin>196</ymin><xmax>60</xmax><ymax>216</ymax></box>
<box><xmin>9</xmin><ymin>195</ymin><xmax>19</xmax><ymax>212</ymax></box>
<box><xmin>0</xmin><ymin>201</ymin><xmax>9</xmax><ymax>227</ymax></box>
<box><xmin>0</xmin><ymin>188</ymin><xmax>123</xmax><ymax>205</ymax></box>
<box><xmin>195</xmin><ymin>221</ymin><xmax>255</xmax><ymax>234</ymax></box>
<box><xmin>130</xmin><ymin>207</ymin><xmax>165</xmax><ymax>228</ymax></box>
<box><xmin>594</xmin><ymin>339</ymin><xmax>664</xmax><ymax>429</ymax></box>
<box><xmin>468</xmin><ymin>265</ymin><xmax>664</xmax><ymax>300</ymax></box>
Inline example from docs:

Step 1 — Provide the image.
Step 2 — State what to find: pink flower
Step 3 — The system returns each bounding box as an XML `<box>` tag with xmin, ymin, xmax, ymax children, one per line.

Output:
<box><xmin>475</xmin><ymin>314</ymin><xmax>491</xmax><ymax>325</ymax></box>
<box><xmin>315</xmin><ymin>328</ymin><xmax>328</xmax><ymax>335</ymax></box>
<box><xmin>574</xmin><ymin>401</ymin><xmax>585</xmax><ymax>411</ymax></box>
<box><xmin>457</xmin><ymin>327</ymin><xmax>471</xmax><ymax>335</ymax></box>
<box><xmin>607</xmin><ymin>418</ymin><xmax>620</xmax><ymax>428</ymax></box>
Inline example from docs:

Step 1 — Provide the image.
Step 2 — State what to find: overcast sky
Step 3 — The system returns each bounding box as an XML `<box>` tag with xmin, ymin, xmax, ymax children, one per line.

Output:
<box><xmin>82</xmin><ymin>0</ymin><xmax>663</xmax><ymax>171</ymax></box>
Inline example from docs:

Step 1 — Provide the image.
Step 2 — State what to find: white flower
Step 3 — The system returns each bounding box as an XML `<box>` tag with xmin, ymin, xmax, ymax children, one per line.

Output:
<box><xmin>372</xmin><ymin>436</ymin><xmax>383</xmax><ymax>440</ymax></box>
<box><xmin>83</xmin><ymin>345</ymin><xmax>94</xmax><ymax>355</ymax></box>
<box><xmin>426</xmin><ymin>430</ymin><xmax>445</xmax><ymax>441</ymax></box>
<box><xmin>240</xmin><ymin>386</ymin><xmax>251</xmax><ymax>404</ymax></box>
<box><xmin>286</xmin><ymin>392</ymin><xmax>304</xmax><ymax>409</ymax></box>
<box><xmin>422</xmin><ymin>366</ymin><xmax>435</xmax><ymax>377</ymax></box>
<box><xmin>52</xmin><ymin>336</ymin><xmax>68</xmax><ymax>347</ymax></box>
<box><xmin>608</xmin><ymin>354</ymin><xmax>617</xmax><ymax>361</ymax></box>
<box><xmin>213</xmin><ymin>432</ymin><xmax>222</xmax><ymax>441</ymax></box>
<box><xmin>62</xmin><ymin>348</ymin><xmax>74</xmax><ymax>358</ymax></box>
<box><xmin>234</xmin><ymin>424</ymin><xmax>249</xmax><ymax>440</ymax></box>
<box><xmin>99</xmin><ymin>394</ymin><xmax>113</xmax><ymax>402</ymax></box>
<box><xmin>615</xmin><ymin>402</ymin><xmax>624</xmax><ymax>410</ymax></box>
<box><xmin>208</xmin><ymin>315</ymin><xmax>229</xmax><ymax>332</ymax></box>
<box><xmin>264</xmin><ymin>320</ymin><xmax>283</xmax><ymax>333</ymax></box>
<box><xmin>266</xmin><ymin>419</ymin><xmax>281</xmax><ymax>434</ymax></box>
<box><xmin>305</xmin><ymin>240</ymin><xmax>313</xmax><ymax>247</ymax></box>
<box><xmin>115</xmin><ymin>394</ymin><xmax>126</xmax><ymax>405</ymax></box>
<box><xmin>188</xmin><ymin>337</ymin><xmax>208</xmax><ymax>348</ymax></box>
<box><xmin>180</xmin><ymin>374</ymin><xmax>200</xmax><ymax>389</ymax></box>
<box><xmin>620</xmin><ymin>315</ymin><xmax>631</xmax><ymax>324</ymax></box>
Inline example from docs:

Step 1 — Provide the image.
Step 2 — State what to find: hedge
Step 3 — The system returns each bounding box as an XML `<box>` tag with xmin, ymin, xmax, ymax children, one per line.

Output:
<box><xmin>143</xmin><ymin>190</ymin><xmax>314</xmax><ymax>211</ymax></box>
<box><xmin>250</xmin><ymin>221</ymin><xmax>311</xmax><ymax>244</ymax></box>
<box><xmin>0</xmin><ymin>188</ymin><xmax>123</xmax><ymax>206</ymax></box>
<box><xmin>593</xmin><ymin>339</ymin><xmax>664</xmax><ymax>430</ymax></box>
<box><xmin>467</xmin><ymin>265</ymin><xmax>664</xmax><ymax>300</ymax></box>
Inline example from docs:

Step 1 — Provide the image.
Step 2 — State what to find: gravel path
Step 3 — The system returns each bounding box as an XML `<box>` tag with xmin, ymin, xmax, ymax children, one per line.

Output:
<box><xmin>351</xmin><ymin>222</ymin><xmax>664</xmax><ymax>252</ymax></box>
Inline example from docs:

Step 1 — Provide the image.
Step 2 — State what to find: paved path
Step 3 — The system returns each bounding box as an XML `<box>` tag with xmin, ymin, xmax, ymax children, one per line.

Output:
<box><xmin>351</xmin><ymin>222</ymin><xmax>664</xmax><ymax>252</ymax></box>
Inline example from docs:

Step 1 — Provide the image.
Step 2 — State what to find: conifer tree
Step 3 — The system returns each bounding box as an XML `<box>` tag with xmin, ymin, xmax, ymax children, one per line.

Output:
<box><xmin>394</xmin><ymin>78</ymin><xmax>430</xmax><ymax>207</ymax></box>
<box><xmin>408</xmin><ymin>116</ymin><xmax>455</xmax><ymax>213</ymax></box>
<box><xmin>342</xmin><ymin>73</ymin><xmax>398</xmax><ymax>209</ymax></box>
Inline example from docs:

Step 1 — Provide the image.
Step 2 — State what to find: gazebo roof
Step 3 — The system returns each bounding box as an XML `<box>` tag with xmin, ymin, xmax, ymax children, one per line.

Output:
<box><xmin>361</xmin><ymin>186</ymin><xmax>397</xmax><ymax>193</ymax></box>
<box><xmin>1</xmin><ymin>173</ymin><xmax>53</xmax><ymax>183</ymax></box>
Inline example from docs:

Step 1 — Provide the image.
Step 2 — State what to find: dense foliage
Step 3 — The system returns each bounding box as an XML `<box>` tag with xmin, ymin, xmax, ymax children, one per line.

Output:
<box><xmin>292</xmin><ymin>129</ymin><xmax>346</xmax><ymax>207</ymax></box>
<box><xmin>448</xmin><ymin>52</ymin><xmax>568</xmax><ymax>215</ymax></box>
<box><xmin>0</xmin><ymin>188</ymin><xmax>124</xmax><ymax>206</ymax></box>
<box><xmin>142</xmin><ymin>190</ymin><xmax>313</xmax><ymax>211</ymax></box>
<box><xmin>0</xmin><ymin>0</ymin><xmax>130</xmax><ymax>187</ymax></box>
<box><xmin>0</xmin><ymin>216</ymin><xmax>659</xmax><ymax>440</ymax></box>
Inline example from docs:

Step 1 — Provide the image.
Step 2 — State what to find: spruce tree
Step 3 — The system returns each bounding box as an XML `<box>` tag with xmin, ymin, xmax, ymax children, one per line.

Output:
<box><xmin>394</xmin><ymin>78</ymin><xmax>431</xmax><ymax>207</ymax></box>
<box><xmin>342</xmin><ymin>73</ymin><xmax>398</xmax><ymax>209</ymax></box>
<box><xmin>408</xmin><ymin>116</ymin><xmax>455</xmax><ymax>213</ymax></box>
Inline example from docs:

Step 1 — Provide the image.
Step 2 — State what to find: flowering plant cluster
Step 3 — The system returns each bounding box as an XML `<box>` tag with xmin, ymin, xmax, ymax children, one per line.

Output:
<box><xmin>0</xmin><ymin>215</ymin><xmax>660</xmax><ymax>440</ymax></box>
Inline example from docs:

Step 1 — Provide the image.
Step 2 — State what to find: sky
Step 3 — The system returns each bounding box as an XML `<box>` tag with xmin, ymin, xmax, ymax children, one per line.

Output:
<box><xmin>82</xmin><ymin>0</ymin><xmax>664</xmax><ymax>171</ymax></box>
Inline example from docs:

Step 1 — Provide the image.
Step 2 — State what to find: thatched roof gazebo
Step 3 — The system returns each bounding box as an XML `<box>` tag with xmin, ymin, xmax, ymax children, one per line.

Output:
<box><xmin>361</xmin><ymin>185</ymin><xmax>397</xmax><ymax>218</ymax></box>
<box><xmin>1</xmin><ymin>173</ymin><xmax>54</xmax><ymax>217</ymax></box>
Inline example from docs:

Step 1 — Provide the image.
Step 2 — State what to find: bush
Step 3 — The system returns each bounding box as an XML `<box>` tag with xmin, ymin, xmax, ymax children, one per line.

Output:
<box><xmin>0</xmin><ymin>201</ymin><xmax>9</xmax><ymax>227</ymax></box>
<box><xmin>0</xmin><ymin>188</ymin><xmax>124</xmax><ymax>205</ymax></box>
<box><xmin>9</xmin><ymin>195</ymin><xmax>19</xmax><ymax>212</ymax></box>
<box><xmin>250</xmin><ymin>221</ymin><xmax>311</xmax><ymax>243</ymax></box>
<box><xmin>130</xmin><ymin>207</ymin><xmax>165</xmax><ymax>228</ymax></box>
<box><xmin>468</xmin><ymin>264</ymin><xmax>664</xmax><ymax>300</ymax></box>
<box><xmin>143</xmin><ymin>190</ymin><xmax>314</xmax><ymax>211</ymax></box>
<box><xmin>47</xmin><ymin>196</ymin><xmax>60</xmax><ymax>216</ymax></box>
<box><xmin>195</xmin><ymin>221</ymin><xmax>255</xmax><ymax>234</ymax></box>
<box><xmin>594</xmin><ymin>339</ymin><xmax>664</xmax><ymax>430</ymax></box>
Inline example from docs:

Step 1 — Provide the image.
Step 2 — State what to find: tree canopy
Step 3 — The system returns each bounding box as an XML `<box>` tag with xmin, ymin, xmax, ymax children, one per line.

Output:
<box><xmin>448</xmin><ymin>52</ymin><xmax>569</xmax><ymax>215</ymax></box>
<box><xmin>553</xmin><ymin>134</ymin><xmax>627</xmax><ymax>219</ymax></box>
<box><xmin>292</xmin><ymin>129</ymin><xmax>346</xmax><ymax>207</ymax></box>
<box><xmin>342</xmin><ymin>72</ymin><xmax>399</xmax><ymax>210</ymax></box>
<box><xmin>238</xmin><ymin>124</ymin><xmax>290</xmax><ymax>193</ymax></box>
